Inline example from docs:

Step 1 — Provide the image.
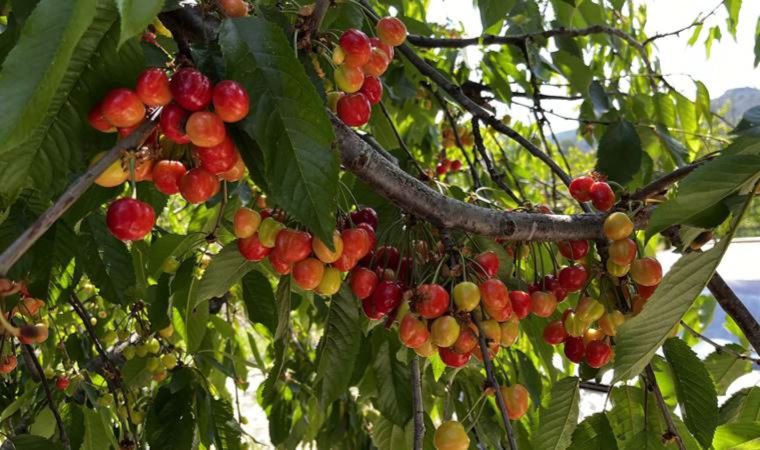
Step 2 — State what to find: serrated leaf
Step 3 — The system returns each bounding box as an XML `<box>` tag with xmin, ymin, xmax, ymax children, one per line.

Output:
<box><xmin>172</xmin><ymin>259</ymin><xmax>207</xmax><ymax>353</ymax></box>
<box><xmin>663</xmin><ymin>338</ymin><xmax>718</xmax><ymax>448</ymax></box>
<box><xmin>370</xmin><ymin>414</ymin><xmax>409</xmax><ymax>450</ymax></box>
<box><xmin>241</xmin><ymin>270</ymin><xmax>277</xmax><ymax>335</ymax></box>
<box><xmin>78</xmin><ymin>214</ymin><xmax>136</xmax><ymax>305</ymax></box>
<box><xmin>607</xmin><ymin>386</ymin><xmax>645</xmax><ymax>448</ymax></box>
<box><xmin>569</xmin><ymin>413</ymin><xmax>618</xmax><ymax>450</ymax></box>
<box><xmin>704</xmin><ymin>344</ymin><xmax>752</xmax><ymax>395</ymax></box>
<box><xmin>81</xmin><ymin>406</ymin><xmax>115</xmax><ymax>450</ymax></box>
<box><xmin>373</xmin><ymin>331</ymin><xmax>412</xmax><ymax>426</ymax></box>
<box><xmin>209</xmin><ymin>397</ymin><xmax>243</xmax><ymax>450</ymax></box>
<box><xmin>713</xmin><ymin>422</ymin><xmax>760</xmax><ymax>450</ymax></box>
<box><xmin>122</xmin><ymin>357</ymin><xmax>153</xmax><ymax>388</ymax></box>
<box><xmin>219</xmin><ymin>17</ymin><xmax>338</xmax><ymax>244</ymax></box>
<box><xmin>8</xmin><ymin>435</ymin><xmax>64</xmax><ymax>450</ymax></box>
<box><xmin>116</xmin><ymin>0</ymin><xmax>163</xmax><ymax>47</ymax></box>
<box><xmin>535</xmin><ymin>377</ymin><xmax>580</xmax><ymax>450</ymax></box>
<box><xmin>196</xmin><ymin>245</ymin><xmax>257</xmax><ymax>305</ymax></box>
<box><xmin>719</xmin><ymin>387</ymin><xmax>760</xmax><ymax>424</ymax></box>
<box><xmin>316</xmin><ymin>286</ymin><xmax>361</xmax><ymax>405</ymax></box>
<box><xmin>145</xmin><ymin>384</ymin><xmax>194</xmax><ymax>450</ymax></box>
<box><xmin>595</xmin><ymin>121</ymin><xmax>642</xmax><ymax>185</ymax></box>
<box><xmin>588</xmin><ymin>81</ymin><xmax>610</xmax><ymax>117</ymax></box>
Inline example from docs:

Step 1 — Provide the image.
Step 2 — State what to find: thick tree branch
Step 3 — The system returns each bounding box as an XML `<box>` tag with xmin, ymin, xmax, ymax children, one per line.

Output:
<box><xmin>411</xmin><ymin>355</ymin><xmax>425</xmax><ymax>450</ymax></box>
<box><xmin>708</xmin><ymin>272</ymin><xmax>760</xmax><ymax>355</ymax></box>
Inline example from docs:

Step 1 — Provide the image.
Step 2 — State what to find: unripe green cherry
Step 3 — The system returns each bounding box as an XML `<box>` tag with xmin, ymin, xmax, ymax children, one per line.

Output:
<box><xmin>258</xmin><ymin>217</ymin><xmax>285</xmax><ymax>248</ymax></box>
<box><xmin>452</xmin><ymin>281</ymin><xmax>480</xmax><ymax>312</ymax></box>
<box><xmin>430</xmin><ymin>316</ymin><xmax>461</xmax><ymax>348</ymax></box>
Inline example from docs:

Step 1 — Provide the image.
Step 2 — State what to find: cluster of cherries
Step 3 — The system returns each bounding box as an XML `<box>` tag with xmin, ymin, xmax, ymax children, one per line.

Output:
<box><xmin>331</xmin><ymin>17</ymin><xmax>407</xmax><ymax>127</ymax></box>
<box><xmin>87</xmin><ymin>67</ymin><xmax>251</xmax><ymax>242</ymax></box>
<box><xmin>0</xmin><ymin>279</ymin><xmax>51</xmax><ymax>375</ymax></box>
<box><xmin>233</xmin><ymin>205</ymin><xmax>380</xmax><ymax>295</ymax></box>
<box><xmin>435</xmin><ymin>156</ymin><xmax>463</xmax><ymax>177</ymax></box>
<box><xmin>568</xmin><ymin>175</ymin><xmax>616</xmax><ymax>211</ymax></box>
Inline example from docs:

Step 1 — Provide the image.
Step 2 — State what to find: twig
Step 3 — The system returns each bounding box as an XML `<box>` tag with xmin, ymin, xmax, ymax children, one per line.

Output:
<box><xmin>470</xmin><ymin>118</ymin><xmax>521</xmax><ymax>204</ymax></box>
<box><xmin>628</xmin><ymin>158</ymin><xmax>712</xmax><ymax>201</ymax></box>
<box><xmin>21</xmin><ymin>345</ymin><xmax>70</xmax><ymax>449</ymax></box>
<box><xmin>579</xmin><ymin>381</ymin><xmax>612</xmax><ymax>393</ymax></box>
<box><xmin>708</xmin><ymin>272</ymin><xmax>760</xmax><ymax>356</ymax></box>
<box><xmin>680</xmin><ymin>321</ymin><xmax>760</xmax><ymax>364</ymax></box>
<box><xmin>411</xmin><ymin>355</ymin><xmax>425</xmax><ymax>450</ymax></box>
<box><xmin>378</xmin><ymin>101</ymin><xmax>429</xmax><ymax>180</ymax></box>
<box><xmin>645</xmin><ymin>364</ymin><xmax>686</xmax><ymax>450</ymax></box>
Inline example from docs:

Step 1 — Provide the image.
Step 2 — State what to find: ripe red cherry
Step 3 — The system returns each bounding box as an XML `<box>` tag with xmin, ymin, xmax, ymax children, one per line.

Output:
<box><xmin>363</xmin><ymin>47</ymin><xmax>389</xmax><ymax>77</ymax></box>
<box><xmin>450</xmin><ymin>160</ymin><xmax>462</xmax><ymax>172</ymax></box>
<box><xmin>359</xmin><ymin>76</ymin><xmax>383</xmax><ymax>105</ymax></box>
<box><xmin>474</xmin><ymin>251</ymin><xmax>499</xmax><ymax>277</ymax></box>
<box><xmin>292</xmin><ymin>258</ymin><xmax>325</xmax><ymax>291</ymax></box>
<box><xmin>106</xmin><ymin>198</ymin><xmax>155</xmax><ymax>241</ymax></box>
<box><xmin>339</xmin><ymin>29</ymin><xmax>372</xmax><ymax>67</ymax></box>
<box><xmin>268</xmin><ymin>250</ymin><xmax>293</xmax><ymax>275</ymax></box>
<box><xmin>531</xmin><ymin>291</ymin><xmax>557</xmax><ymax>318</ymax></box>
<box><xmin>212</xmin><ymin>80</ymin><xmax>250</xmax><ymax>122</ymax></box>
<box><xmin>557</xmin><ymin>240</ymin><xmax>589</xmax><ymax>260</ymax></box>
<box><xmin>609</xmin><ymin>238</ymin><xmax>637</xmax><ymax>266</ymax></box>
<box><xmin>374</xmin><ymin>246</ymin><xmax>400</xmax><ymax>270</ymax></box>
<box><xmin>101</xmin><ymin>88</ymin><xmax>145</xmax><ymax>128</ymax></box>
<box><xmin>159</xmin><ymin>103</ymin><xmax>191</xmax><ymax>144</ymax></box>
<box><xmin>415</xmin><ymin>284</ymin><xmax>449</xmax><ymax>319</ymax></box>
<box><xmin>238</xmin><ymin>234</ymin><xmax>271</xmax><ymax>261</ymax></box>
<box><xmin>274</xmin><ymin>229</ymin><xmax>313</xmax><ymax>263</ymax></box>
<box><xmin>195</xmin><ymin>137</ymin><xmax>238</xmax><ymax>174</ymax></box>
<box><xmin>218</xmin><ymin>0</ymin><xmax>248</xmax><ymax>16</ymax></box>
<box><xmin>55</xmin><ymin>376</ymin><xmax>70</xmax><ymax>391</ymax></box>
<box><xmin>350</xmin><ymin>267</ymin><xmax>379</xmax><ymax>299</ymax></box>
<box><xmin>637</xmin><ymin>283</ymin><xmax>657</xmax><ymax>300</ymax></box>
<box><xmin>88</xmin><ymin>101</ymin><xmax>116</xmax><ymax>132</ymax></box>
<box><xmin>337</xmin><ymin>93</ymin><xmax>371</xmax><ymax>127</ymax></box>
<box><xmin>369</xmin><ymin>281</ymin><xmax>403</xmax><ymax>316</ymax></box>
<box><xmin>439</xmin><ymin>346</ymin><xmax>470</xmax><ymax>368</ymax></box>
<box><xmin>568</xmin><ymin>176</ymin><xmax>594</xmax><ymax>202</ymax></box>
<box><xmin>453</xmin><ymin>326</ymin><xmax>478</xmax><ymax>354</ymax></box>
<box><xmin>179</xmin><ymin>167</ymin><xmax>220</xmax><ymax>204</ymax></box>
<box><xmin>590</xmin><ymin>181</ymin><xmax>615</xmax><ymax>211</ymax></box>
<box><xmin>136</xmin><ymin>68</ymin><xmax>172</xmax><ymax>106</ymax></box>
<box><xmin>356</xmin><ymin>222</ymin><xmax>376</xmax><ymax>249</ymax></box>
<box><xmin>586</xmin><ymin>340</ymin><xmax>612</xmax><ymax>368</ymax></box>
<box><xmin>399</xmin><ymin>313</ymin><xmax>430</xmax><ymax>349</ymax></box>
<box><xmin>351</xmin><ymin>207</ymin><xmax>379</xmax><ymax>230</ymax></box>
<box><xmin>558</xmin><ymin>265</ymin><xmax>588</xmax><ymax>292</ymax></box>
<box><xmin>333</xmin><ymin>253</ymin><xmax>357</xmax><ymax>272</ymax></box>
<box><xmin>543</xmin><ymin>320</ymin><xmax>567</xmax><ymax>345</ymax></box>
<box><xmin>169</xmin><ymin>68</ymin><xmax>212</xmax><ymax>111</ymax></box>
<box><xmin>220</xmin><ymin>155</ymin><xmax>245</xmax><ymax>182</ymax></box>
<box><xmin>479</xmin><ymin>279</ymin><xmax>509</xmax><ymax>310</ymax></box>
<box><xmin>377</xmin><ymin>16</ymin><xmax>407</xmax><ymax>46</ymax></box>
<box><xmin>361</xmin><ymin>296</ymin><xmax>384</xmax><ymax>320</ymax></box>
<box><xmin>186</xmin><ymin>111</ymin><xmax>226</xmax><ymax>147</ymax></box>
<box><xmin>152</xmin><ymin>160</ymin><xmax>187</xmax><ymax>195</ymax></box>
<box><xmin>341</xmin><ymin>227</ymin><xmax>371</xmax><ymax>259</ymax></box>
<box><xmin>630</xmin><ymin>257</ymin><xmax>663</xmax><ymax>287</ymax></box>
<box><xmin>510</xmin><ymin>291</ymin><xmax>532</xmax><ymax>319</ymax></box>
<box><xmin>370</xmin><ymin>37</ymin><xmax>394</xmax><ymax>61</ymax></box>
<box><xmin>564</xmin><ymin>336</ymin><xmax>586</xmax><ymax>363</ymax></box>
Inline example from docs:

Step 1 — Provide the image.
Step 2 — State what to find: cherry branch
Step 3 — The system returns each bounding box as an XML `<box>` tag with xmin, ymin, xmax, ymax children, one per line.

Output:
<box><xmin>21</xmin><ymin>344</ymin><xmax>70</xmax><ymax>450</ymax></box>
<box><xmin>470</xmin><ymin>117</ymin><xmax>521</xmax><ymax>204</ymax></box>
<box><xmin>680</xmin><ymin>321</ymin><xmax>760</xmax><ymax>365</ymax></box>
<box><xmin>645</xmin><ymin>364</ymin><xmax>686</xmax><ymax>450</ymax></box>
<box><xmin>411</xmin><ymin>355</ymin><xmax>425</xmax><ymax>450</ymax></box>
<box><xmin>707</xmin><ymin>272</ymin><xmax>760</xmax><ymax>355</ymax></box>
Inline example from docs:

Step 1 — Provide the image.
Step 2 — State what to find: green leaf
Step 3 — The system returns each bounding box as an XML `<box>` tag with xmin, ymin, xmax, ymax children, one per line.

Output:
<box><xmin>0</xmin><ymin>0</ymin><xmax>96</xmax><ymax>154</ymax></box>
<box><xmin>78</xmin><ymin>214</ymin><xmax>136</xmax><ymax>305</ymax></box>
<box><xmin>122</xmin><ymin>357</ymin><xmax>153</xmax><ymax>388</ymax></box>
<box><xmin>552</xmin><ymin>50</ymin><xmax>593</xmax><ymax>93</ymax></box>
<box><xmin>196</xmin><ymin>245</ymin><xmax>257</xmax><ymax>304</ymax></box>
<box><xmin>569</xmin><ymin>413</ymin><xmax>619</xmax><ymax>450</ymax></box>
<box><xmin>315</xmin><ymin>286</ymin><xmax>361</xmax><ymax>405</ymax></box>
<box><xmin>595</xmin><ymin>121</ymin><xmax>642</xmax><ymax>185</ymax></box>
<box><xmin>372</xmin><ymin>331</ymin><xmax>412</xmax><ymax>426</ymax></box>
<box><xmin>147</xmin><ymin>232</ymin><xmax>205</xmax><ymax>279</ymax></box>
<box><xmin>241</xmin><ymin>270</ymin><xmax>277</xmax><ymax>335</ymax></box>
<box><xmin>754</xmin><ymin>18</ymin><xmax>760</xmax><ymax>67</ymax></box>
<box><xmin>273</xmin><ymin>276</ymin><xmax>292</xmax><ymax>342</ymax></box>
<box><xmin>535</xmin><ymin>377</ymin><xmax>580</xmax><ymax>450</ymax></box>
<box><xmin>713</xmin><ymin>422</ymin><xmax>760</xmax><ymax>450</ymax></box>
<box><xmin>588</xmin><ymin>80</ymin><xmax>610</xmax><ymax>117</ymax></box>
<box><xmin>704</xmin><ymin>344</ymin><xmax>752</xmax><ymax>395</ymax></box>
<box><xmin>172</xmin><ymin>259</ymin><xmax>207</xmax><ymax>353</ymax></box>
<box><xmin>607</xmin><ymin>386</ymin><xmax>645</xmax><ymax>448</ymax></box>
<box><xmin>719</xmin><ymin>387</ymin><xmax>760</xmax><ymax>424</ymax></box>
<box><xmin>219</xmin><ymin>17</ymin><xmax>338</xmax><ymax>244</ymax></box>
<box><xmin>734</xmin><ymin>107</ymin><xmax>760</xmax><ymax>136</ymax></box>
<box><xmin>370</xmin><ymin>414</ymin><xmax>409</xmax><ymax>450</ymax></box>
<box><xmin>145</xmin><ymin>385</ymin><xmax>195</xmax><ymax>450</ymax></box>
<box><xmin>663</xmin><ymin>338</ymin><xmax>718</xmax><ymax>448</ymax></box>
<box><xmin>512</xmin><ymin>348</ymin><xmax>543</xmax><ymax>406</ymax></box>
<box><xmin>146</xmin><ymin>274</ymin><xmax>171</xmax><ymax>330</ymax></box>
<box><xmin>209</xmin><ymin>396</ymin><xmax>243</xmax><ymax>450</ymax></box>
<box><xmin>116</xmin><ymin>0</ymin><xmax>163</xmax><ymax>47</ymax></box>
<box><xmin>8</xmin><ymin>435</ymin><xmax>64</xmax><ymax>450</ymax></box>
<box><xmin>476</xmin><ymin>0</ymin><xmax>515</xmax><ymax>31</ymax></box>
<box><xmin>81</xmin><ymin>406</ymin><xmax>116</xmax><ymax>450</ymax></box>
<box><xmin>724</xmin><ymin>0</ymin><xmax>741</xmax><ymax>37</ymax></box>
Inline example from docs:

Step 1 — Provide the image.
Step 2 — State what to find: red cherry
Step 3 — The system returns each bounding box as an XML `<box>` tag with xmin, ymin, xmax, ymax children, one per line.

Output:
<box><xmin>212</xmin><ymin>80</ymin><xmax>250</xmax><ymax>122</ymax></box>
<box><xmin>339</xmin><ymin>29</ymin><xmax>372</xmax><ymax>67</ymax></box>
<box><xmin>568</xmin><ymin>176</ymin><xmax>594</xmax><ymax>202</ymax></box>
<box><xmin>474</xmin><ymin>251</ymin><xmax>499</xmax><ymax>277</ymax></box>
<box><xmin>350</xmin><ymin>267</ymin><xmax>379</xmax><ymax>299</ymax></box>
<box><xmin>195</xmin><ymin>137</ymin><xmax>238</xmax><ymax>174</ymax></box>
<box><xmin>179</xmin><ymin>168</ymin><xmax>220</xmax><ymax>204</ymax></box>
<box><xmin>136</xmin><ymin>68</ymin><xmax>172</xmax><ymax>106</ymax></box>
<box><xmin>274</xmin><ymin>229</ymin><xmax>313</xmax><ymax>263</ymax></box>
<box><xmin>543</xmin><ymin>320</ymin><xmax>567</xmax><ymax>345</ymax></box>
<box><xmin>586</xmin><ymin>340</ymin><xmax>612</xmax><ymax>368</ymax></box>
<box><xmin>359</xmin><ymin>76</ymin><xmax>383</xmax><ymax>105</ymax></box>
<box><xmin>450</xmin><ymin>160</ymin><xmax>462</xmax><ymax>172</ymax></box>
<box><xmin>361</xmin><ymin>296</ymin><xmax>384</xmax><ymax>320</ymax></box>
<box><xmin>479</xmin><ymin>279</ymin><xmax>509</xmax><ymax>310</ymax></box>
<box><xmin>88</xmin><ymin>101</ymin><xmax>116</xmax><ymax>132</ymax></box>
<box><xmin>355</xmin><ymin>222</ymin><xmax>377</xmax><ymax>249</ymax></box>
<box><xmin>101</xmin><ymin>88</ymin><xmax>145</xmax><ymax>128</ymax></box>
<box><xmin>370</xmin><ymin>37</ymin><xmax>394</xmax><ymax>61</ymax></box>
<box><xmin>373</xmin><ymin>246</ymin><xmax>400</xmax><ymax>270</ymax></box>
<box><xmin>152</xmin><ymin>160</ymin><xmax>187</xmax><ymax>195</ymax></box>
<box><xmin>510</xmin><ymin>291</ymin><xmax>532</xmax><ymax>319</ymax></box>
<box><xmin>435</xmin><ymin>162</ymin><xmax>448</xmax><ymax>175</ymax></box>
<box><xmin>341</xmin><ymin>228</ymin><xmax>371</xmax><ymax>259</ymax></box>
<box><xmin>399</xmin><ymin>314</ymin><xmax>430</xmax><ymax>349</ymax></box>
<box><xmin>415</xmin><ymin>284</ymin><xmax>449</xmax><ymax>319</ymax></box>
<box><xmin>159</xmin><ymin>103</ymin><xmax>191</xmax><ymax>144</ymax></box>
<box><xmin>439</xmin><ymin>346</ymin><xmax>470</xmax><ymax>368</ymax></box>
<box><xmin>630</xmin><ymin>257</ymin><xmax>663</xmax><ymax>287</ymax></box>
<box><xmin>238</xmin><ymin>234</ymin><xmax>271</xmax><ymax>261</ymax></box>
<box><xmin>362</xmin><ymin>47</ymin><xmax>389</xmax><ymax>77</ymax></box>
<box><xmin>333</xmin><ymin>253</ymin><xmax>358</xmax><ymax>272</ymax></box>
<box><xmin>377</xmin><ymin>16</ymin><xmax>407</xmax><ymax>46</ymax></box>
<box><xmin>292</xmin><ymin>258</ymin><xmax>325</xmax><ymax>291</ymax></box>
<box><xmin>531</xmin><ymin>291</ymin><xmax>557</xmax><ymax>318</ymax></box>
<box><xmin>186</xmin><ymin>111</ymin><xmax>226</xmax><ymax>147</ymax></box>
<box><xmin>220</xmin><ymin>155</ymin><xmax>245</xmax><ymax>182</ymax></box>
<box><xmin>369</xmin><ymin>281</ymin><xmax>403</xmax><ymax>317</ymax></box>
<box><xmin>590</xmin><ymin>182</ymin><xmax>615</xmax><ymax>211</ymax></box>
<box><xmin>558</xmin><ymin>265</ymin><xmax>588</xmax><ymax>292</ymax></box>
<box><xmin>106</xmin><ymin>198</ymin><xmax>155</xmax><ymax>241</ymax></box>
<box><xmin>637</xmin><ymin>283</ymin><xmax>657</xmax><ymax>300</ymax></box>
<box><xmin>169</xmin><ymin>68</ymin><xmax>212</xmax><ymax>111</ymax></box>
<box><xmin>557</xmin><ymin>240</ymin><xmax>589</xmax><ymax>260</ymax></box>
<box><xmin>268</xmin><ymin>250</ymin><xmax>293</xmax><ymax>275</ymax></box>
<box><xmin>564</xmin><ymin>336</ymin><xmax>586</xmax><ymax>363</ymax></box>
<box><xmin>350</xmin><ymin>207</ymin><xmax>379</xmax><ymax>230</ymax></box>
<box><xmin>55</xmin><ymin>376</ymin><xmax>70</xmax><ymax>391</ymax></box>
<box><xmin>337</xmin><ymin>93</ymin><xmax>371</xmax><ymax>127</ymax></box>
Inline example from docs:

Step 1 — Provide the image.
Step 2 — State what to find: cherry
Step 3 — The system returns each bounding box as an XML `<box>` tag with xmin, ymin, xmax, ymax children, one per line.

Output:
<box><xmin>453</xmin><ymin>326</ymin><xmax>478</xmax><ymax>354</ymax></box>
<box><xmin>339</xmin><ymin>29</ymin><xmax>372</xmax><ymax>67</ymax></box>
<box><xmin>590</xmin><ymin>181</ymin><xmax>615</xmax><ymax>211</ymax></box>
<box><xmin>55</xmin><ymin>376</ymin><xmax>70</xmax><ymax>391</ymax></box>
<box><xmin>17</xmin><ymin>297</ymin><xmax>44</xmax><ymax>317</ymax></box>
<box><xmin>576</xmin><ymin>297</ymin><xmax>605</xmax><ymax>322</ymax></box>
<box><xmin>373</xmin><ymin>246</ymin><xmax>400</xmax><ymax>270</ymax></box>
<box><xmin>134</xmin><ymin>159</ymin><xmax>154</xmax><ymax>182</ymax></box>
<box><xmin>316</xmin><ymin>267</ymin><xmax>342</xmax><ymax>296</ymax></box>
<box><xmin>479</xmin><ymin>278</ymin><xmax>510</xmax><ymax>310</ymax></box>
<box><xmin>414</xmin><ymin>338</ymin><xmax>436</xmax><ymax>357</ymax></box>
<box><xmin>88</xmin><ymin>101</ymin><xmax>116</xmax><ymax>132</ymax></box>
<box><xmin>341</xmin><ymin>227</ymin><xmax>371</xmax><ymax>259</ymax></box>
<box><xmin>179</xmin><ymin>167</ymin><xmax>219</xmax><ymax>204</ymax></box>
<box><xmin>439</xmin><ymin>347</ymin><xmax>470</xmax><ymax>368</ymax></box>
<box><xmin>238</xmin><ymin>234</ymin><xmax>270</xmax><ymax>261</ymax></box>
<box><xmin>500</xmin><ymin>316</ymin><xmax>520</xmax><ymax>347</ymax></box>
<box><xmin>369</xmin><ymin>280</ymin><xmax>403</xmax><ymax>317</ymax></box>
<box><xmin>91</xmin><ymin>152</ymin><xmax>128</xmax><ymax>187</ymax></box>
<box><xmin>564</xmin><ymin>336</ymin><xmax>586</xmax><ymax>363</ymax></box>
<box><xmin>350</xmin><ymin>207</ymin><xmax>379</xmax><ymax>230</ymax></box>
<box><xmin>500</xmin><ymin>384</ymin><xmax>529</xmax><ymax>420</ymax></box>
<box><xmin>583</xmin><ymin>328</ymin><xmax>605</xmax><ymax>345</ymax></box>
<box><xmin>586</xmin><ymin>340</ymin><xmax>612</xmax><ymax>368</ymax></box>
<box><xmin>169</xmin><ymin>68</ymin><xmax>212</xmax><ymax>111</ymax></box>
<box><xmin>474</xmin><ymin>251</ymin><xmax>499</xmax><ymax>277</ymax></box>
<box><xmin>292</xmin><ymin>258</ymin><xmax>325</xmax><ymax>291</ymax></box>
<box><xmin>152</xmin><ymin>160</ymin><xmax>187</xmax><ymax>195</ymax></box>
<box><xmin>568</xmin><ymin>176</ymin><xmax>594</xmax><ymax>202</ymax></box>
<box><xmin>531</xmin><ymin>291</ymin><xmax>557</xmax><ymax>318</ymax></box>
<box><xmin>356</xmin><ymin>222</ymin><xmax>376</xmax><ymax>249</ymax></box>
<box><xmin>558</xmin><ymin>265</ymin><xmax>588</xmax><ymax>292</ymax></box>
<box><xmin>377</xmin><ymin>17</ymin><xmax>407</xmax><ymax>46</ymax></box>
<box><xmin>510</xmin><ymin>290</ymin><xmax>532</xmax><ymax>319</ymax></box>
<box><xmin>274</xmin><ymin>229</ymin><xmax>313</xmax><ymax>263</ymax></box>
<box><xmin>557</xmin><ymin>240</ymin><xmax>589</xmax><ymax>260</ymax></box>
<box><xmin>431</xmin><ymin>316</ymin><xmax>461</xmax><ymax>347</ymax></box>
<box><xmin>543</xmin><ymin>320</ymin><xmax>567</xmax><ymax>345</ymax></box>
<box><xmin>370</xmin><ymin>37</ymin><xmax>394</xmax><ymax>61</ymax></box>
<box><xmin>313</xmin><ymin>230</ymin><xmax>344</xmax><ymax>263</ymax></box>
<box><xmin>186</xmin><ymin>111</ymin><xmax>226</xmax><ymax>147</ymax></box>
<box><xmin>337</xmin><ymin>93</ymin><xmax>371</xmax><ymax>127</ymax></box>
<box><xmin>334</xmin><ymin>64</ymin><xmax>365</xmax><ymax>93</ymax></box>
<box><xmin>159</xmin><ymin>103</ymin><xmax>191</xmax><ymax>144</ymax></box>
<box><xmin>212</xmin><ymin>80</ymin><xmax>250</xmax><ymax>122</ymax></box>
<box><xmin>450</xmin><ymin>160</ymin><xmax>462</xmax><ymax>172</ymax></box>
<box><xmin>361</xmin><ymin>296</ymin><xmax>384</xmax><ymax>320</ymax></box>
<box><xmin>258</xmin><ymin>217</ymin><xmax>285</xmax><ymax>248</ymax></box>
<box><xmin>359</xmin><ymin>76</ymin><xmax>383</xmax><ymax>105</ymax></box>
<box><xmin>195</xmin><ymin>136</ymin><xmax>238</xmax><ymax>174</ymax></box>
<box><xmin>136</xmin><ymin>68</ymin><xmax>172</xmax><ymax>106</ymax></box>
<box><xmin>362</xmin><ymin>47</ymin><xmax>389</xmax><ymax>77</ymax></box>
<box><xmin>268</xmin><ymin>250</ymin><xmax>293</xmax><ymax>275</ymax></box>
<box><xmin>19</xmin><ymin>323</ymin><xmax>49</xmax><ymax>344</ymax></box>
<box><xmin>452</xmin><ymin>281</ymin><xmax>480</xmax><ymax>312</ymax></box>
<box><xmin>219</xmin><ymin>155</ymin><xmax>246</xmax><ymax>182</ymax></box>
<box><xmin>0</xmin><ymin>355</ymin><xmax>17</xmax><ymax>374</ymax></box>
<box><xmin>609</xmin><ymin>238</ymin><xmax>637</xmax><ymax>266</ymax></box>
<box><xmin>606</xmin><ymin>260</ymin><xmax>629</xmax><ymax>277</ymax></box>
<box><xmin>333</xmin><ymin>253</ymin><xmax>358</xmax><ymax>272</ymax></box>
<box><xmin>637</xmin><ymin>283</ymin><xmax>657</xmax><ymax>300</ymax></box>
<box><xmin>101</xmin><ymin>88</ymin><xmax>145</xmax><ymax>128</ymax></box>
<box><xmin>485</xmin><ymin>302</ymin><xmax>511</xmax><ymax>322</ymax></box>
<box><xmin>434</xmin><ymin>421</ymin><xmax>470</xmax><ymax>450</ymax></box>
<box><xmin>436</xmin><ymin>160</ymin><xmax>450</xmax><ymax>175</ymax></box>
<box><xmin>106</xmin><ymin>198</ymin><xmax>155</xmax><ymax>241</ymax></box>
<box><xmin>415</xmin><ymin>283</ymin><xmax>449</xmax><ymax>319</ymax></box>
<box><xmin>630</xmin><ymin>257</ymin><xmax>662</xmax><ymax>286</ymax></box>
<box><xmin>603</xmin><ymin>212</ymin><xmax>634</xmax><ymax>241</ymax></box>
<box><xmin>218</xmin><ymin>0</ymin><xmax>248</xmax><ymax>17</ymax></box>
<box><xmin>399</xmin><ymin>313</ymin><xmax>429</xmax><ymax>348</ymax></box>
<box><xmin>599</xmin><ymin>310</ymin><xmax>625</xmax><ymax>336</ymax></box>
<box><xmin>233</xmin><ymin>207</ymin><xmax>261</xmax><ymax>239</ymax></box>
